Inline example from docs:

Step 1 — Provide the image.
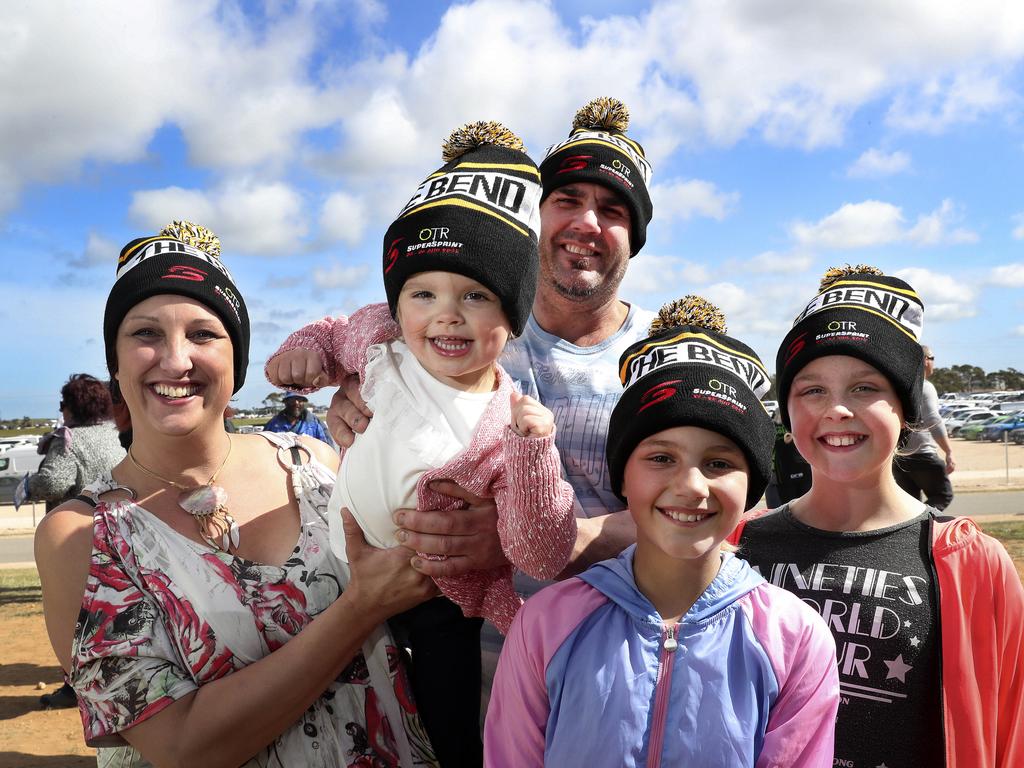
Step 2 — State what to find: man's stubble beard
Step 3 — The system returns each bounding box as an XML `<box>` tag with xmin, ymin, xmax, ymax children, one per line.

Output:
<box><xmin>539</xmin><ymin>240</ymin><xmax>629</xmax><ymax>304</ymax></box>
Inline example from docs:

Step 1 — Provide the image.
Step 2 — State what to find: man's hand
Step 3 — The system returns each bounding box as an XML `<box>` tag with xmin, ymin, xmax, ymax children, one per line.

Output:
<box><xmin>267</xmin><ymin>349</ymin><xmax>329</xmax><ymax>389</ymax></box>
<box><xmin>558</xmin><ymin>510</ymin><xmax>636</xmax><ymax>578</ymax></box>
<box><xmin>326</xmin><ymin>374</ymin><xmax>373</xmax><ymax>448</ymax></box>
<box><xmin>393</xmin><ymin>480</ymin><xmax>508</xmax><ymax>577</ymax></box>
<box><xmin>342</xmin><ymin>508</ymin><xmax>436</xmax><ymax>622</ymax></box>
<box><xmin>944</xmin><ymin>452</ymin><xmax>956</xmax><ymax>474</ymax></box>
<box><xmin>509</xmin><ymin>392</ymin><xmax>555</xmax><ymax>438</ymax></box>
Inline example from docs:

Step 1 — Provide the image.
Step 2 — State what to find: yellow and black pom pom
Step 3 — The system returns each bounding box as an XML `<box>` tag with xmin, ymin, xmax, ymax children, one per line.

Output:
<box><xmin>442</xmin><ymin>121</ymin><xmax>524</xmax><ymax>163</ymax></box>
<box><xmin>160</xmin><ymin>220</ymin><xmax>221</xmax><ymax>260</ymax></box>
<box><xmin>648</xmin><ymin>295</ymin><xmax>727</xmax><ymax>336</ymax></box>
<box><xmin>572</xmin><ymin>97</ymin><xmax>630</xmax><ymax>133</ymax></box>
<box><xmin>818</xmin><ymin>264</ymin><xmax>884</xmax><ymax>292</ymax></box>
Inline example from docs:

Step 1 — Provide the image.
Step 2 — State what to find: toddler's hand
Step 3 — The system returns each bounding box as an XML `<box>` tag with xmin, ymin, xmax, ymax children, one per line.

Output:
<box><xmin>266</xmin><ymin>349</ymin><xmax>329</xmax><ymax>389</ymax></box>
<box><xmin>510</xmin><ymin>391</ymin><xmax>554</xmax><ymax>438</ymax></box>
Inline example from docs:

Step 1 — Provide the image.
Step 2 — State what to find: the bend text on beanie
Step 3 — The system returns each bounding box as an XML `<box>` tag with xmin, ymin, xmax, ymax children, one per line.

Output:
<box><xmin>103</xmin><ymin>220</ymin><xmax>251</xmax><ymax>393</ymax></box>
<box><xmin>775</xmin><ymin>264</ymin><xmax>925</xmax><ymax>429</ymax></box>
<box><xmin>539</xmin><ymin>97</ymin><xmax>654</xmax><ymax>255</ymax></box>
<box><xmin>605</xmin><ymin>296</ymin><xmax>775</xmax><ymax>510</ymax></box>
<box><xmin>382</xmin><ymin>121</ymin><xmax>542</xmax><ymax>336</ymax></box>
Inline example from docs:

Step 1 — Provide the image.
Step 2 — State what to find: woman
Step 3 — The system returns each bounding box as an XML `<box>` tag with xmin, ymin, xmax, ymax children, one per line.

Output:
<box><xmin>27</xmin><ymin>373</ymin><xmax>125</xmax><ymax>512</ymax></box>
<box><xmin>31</xmin><ymin>373</ymin><xmax>125</xmax><ymax>710</ymax></box>
<box><xmin>35</xmin><ymin>221</ymin><xmax>438</xmax><ymax>768</ymax></box>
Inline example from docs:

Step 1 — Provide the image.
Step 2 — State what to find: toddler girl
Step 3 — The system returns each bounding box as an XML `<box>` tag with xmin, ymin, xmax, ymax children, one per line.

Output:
<box><xmin>267</xmin><ymin>123</ymin><xmax>577</xmax><ymax>767</ymax></box>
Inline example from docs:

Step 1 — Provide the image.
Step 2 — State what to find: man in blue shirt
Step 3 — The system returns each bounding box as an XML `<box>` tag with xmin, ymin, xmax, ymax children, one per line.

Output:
<box><xmin>263</xmin><ymin>393</ymin><xmax>335</xmax><ymax>447</ymax></box>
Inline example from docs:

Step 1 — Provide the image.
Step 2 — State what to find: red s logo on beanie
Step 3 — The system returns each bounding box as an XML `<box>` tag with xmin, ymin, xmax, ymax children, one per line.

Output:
<box><xmin>639</xmin><ymin>380</ymin><xmax>682</xmax><ymax>413</ymax></box>
<box><xmin>162</xmin><ymin>265</ymin><xmax>208</xmax><ymax>282</ymax></box>
<box><xmin>557</xmin><ymin>155</ymin><xmax>592</xmax><ymax>174</ymax></box>
<box><xmin>783</xmin><ymin>333</ymin><xmax>807</xmax><ymax>367</ymax></box>
<box><xmin>384</xmin><ymin>238</ymin><xmax>404</xmax><ymax>274</ymax></box>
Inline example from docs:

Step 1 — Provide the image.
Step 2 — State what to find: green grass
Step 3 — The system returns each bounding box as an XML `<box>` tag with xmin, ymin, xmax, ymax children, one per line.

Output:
<box><xmin>0</xmin><ymin>567</ymin><xmax>43</xmax><ymax>615</ymax></box>
<box><xmin>0</xmin><ymin>427</ymin><xmax>49</xmax><ymax>437</ymax></box>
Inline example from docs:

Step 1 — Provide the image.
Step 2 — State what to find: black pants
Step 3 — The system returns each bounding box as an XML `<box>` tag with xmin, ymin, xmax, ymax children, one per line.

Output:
<box><xmin>894</xmin><ymin>453</ymin><xmax>953</xmax><ymax>510</ymax></box>
<box><xmin>389</xmin><ymin>596</ymin><xmax>483</xmax><ymax>768</ymax></box>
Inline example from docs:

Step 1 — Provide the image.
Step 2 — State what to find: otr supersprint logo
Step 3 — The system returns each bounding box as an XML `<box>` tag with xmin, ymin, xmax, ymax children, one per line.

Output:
<box><xmin>398</xmin><ymin>171</ymin><xmax>540</xmax><ymax>234</ymax></box>
<box><xmin>116</xmin><ymin>239</ymin><xmax>233</xmax><ymax>283</ymax></box>
<box><xmin>545</xmin><ymin>129</ymin><xmax>652</xmax><ymax>183</ymax></box>
<box><xmin>622</xmin><ymin>338</ymin><xmax>770</xmax><ymax>399</ymax></box>
<box><xmin>385</xmin><ymin>228</ymin><xmax>466</xmax><ymax>274</ymax></box>
<box><xmin>693</xmin><ymin>378</ymin><xmax>748</xmax><ymax>413</ymax></box>
<box><xmin>793</xmin><ymin>283</ymin><xmax>923</xmax><ymax>338</ymax></box>
<box><xmin>816</xmin><ymin>319</ymin><xmax>868</xmax><ymax>344</ymax></box>
<box><xmin>215</xmin><ymin>284</ymin><xmax>242</xmax><ymax>323</ymax></box>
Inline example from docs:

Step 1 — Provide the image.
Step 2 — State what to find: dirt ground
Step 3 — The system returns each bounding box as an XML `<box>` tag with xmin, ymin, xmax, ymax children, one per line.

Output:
<box><xmin>1</xmin><ymin>436</ymin><xmax>1021</xmax><ymax>766</ymax></box>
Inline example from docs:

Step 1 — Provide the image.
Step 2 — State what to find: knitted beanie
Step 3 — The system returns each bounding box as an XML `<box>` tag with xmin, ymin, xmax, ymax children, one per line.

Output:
<box><xmin>103</xmin><ymin>221</ymin><xmax>250</xmax><ymax>392</ymax></box>
<box><xmin>776</xmin><ymin>265</ymin><xmax>925</xmax><ymax>428</ymax></box>
<box><xmin>382</xmin><ymin>121</ymin><xmax>542</xmax><ymax>336</ymax></box>
<box><xmin>606</xmin><ymin>297</ymin><xmax>775</xmax><ymax>510</ymax></box>
<box><xmin>539</xmin><ymin>97</ymin><xmax>654</xmax><ymax>255</ymax></box>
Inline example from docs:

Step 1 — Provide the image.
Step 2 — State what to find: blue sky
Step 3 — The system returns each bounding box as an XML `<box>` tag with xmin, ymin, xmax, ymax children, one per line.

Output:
<box><xmin>2</xmin><ymin>0</ymin><xmax>1023</xmax><ymax>417</ymax></box>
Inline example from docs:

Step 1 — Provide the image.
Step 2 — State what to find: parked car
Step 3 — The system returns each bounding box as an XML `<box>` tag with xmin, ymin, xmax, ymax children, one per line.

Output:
<box><xmin>960</xmin><ymin>414</ymin><xmax>1012</xmax><ymax>441</ymax></box>
<box><xmin>947</xmin><ymin>410</ymin><xmax>998</xmax><ymax>437</ymax></box>
<box><xmin>982</xmin><ymin>413</ymin><xmax>1024</xmax><ymax>441</ymax></box>
<box><xmin>761</xmin><ymin>400</ymin><xmax>779</xmax><ymax>417</ymax></box>
<box><xmin>1011</xmin><ymin>426</ymin><xmax>1024</xmax><ymax>445</ymax></box>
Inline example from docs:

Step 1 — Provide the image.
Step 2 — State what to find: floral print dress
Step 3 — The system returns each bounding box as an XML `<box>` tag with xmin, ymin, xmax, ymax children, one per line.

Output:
<box><xmin>70</xmin><ymin>431</ymin><xmax>437</xmax><ymax>768</ymax></box>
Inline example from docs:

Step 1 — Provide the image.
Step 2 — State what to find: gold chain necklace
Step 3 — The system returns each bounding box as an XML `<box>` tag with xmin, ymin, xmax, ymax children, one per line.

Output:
<box><xmin>128</xmin><ymin>438</ymin><xmax>240</xmax><ymax>553</ymax></box>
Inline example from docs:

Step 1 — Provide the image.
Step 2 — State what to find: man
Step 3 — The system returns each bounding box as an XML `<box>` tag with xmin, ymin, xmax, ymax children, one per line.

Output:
<box><xmin>263</xmin><ymin>392</ymin><xmax>335</xmax><ymax>447</ymax></box>
<box><xmin>329</xmin><ymin>97</ymin><xmax>655</xmax><ymax>576</ymax></box>
<box><xmin>894</xmin><ymin>345</ymin><xmax>955</xmax><ymax>509</ymax></box>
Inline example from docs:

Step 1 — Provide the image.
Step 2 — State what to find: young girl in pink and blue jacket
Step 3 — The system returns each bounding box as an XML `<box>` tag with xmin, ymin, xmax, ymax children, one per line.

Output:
<box><xmin>485</xmin><ymin>297</ymin><xmax>840</xmax><ymax>767</ymax></box>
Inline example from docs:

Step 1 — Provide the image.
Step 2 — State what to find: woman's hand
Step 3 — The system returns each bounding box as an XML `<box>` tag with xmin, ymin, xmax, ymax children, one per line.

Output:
<box><xmin>342</xmin><ymin>508</ymin><xmax>436</xmax><ymax>622</ymax></box>
<box><xmin>392</xmin><ymin>481</ymin><xmax>508</xmax><ymax>577</ymax></box>
<box><xmin>326</xmin><ymin>374</ymin><xmax>373</xmax><ymax>448</ymax></box>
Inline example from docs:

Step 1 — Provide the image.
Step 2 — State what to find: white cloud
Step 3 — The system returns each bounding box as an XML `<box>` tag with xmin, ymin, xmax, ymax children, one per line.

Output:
<box><xmin>791</xmin><ymin>199</ymin><xmax>977</xmax><ymax>248</ymax></box>
<box><xmin>319</xmin><ymin>191</ymin><xmax>369</xmax><ymax>247</ymax></box>
<box><xmin>746</xmin><ymin>250</ymin><xmax>815</xmax><ymax>274</ymax></box>
<box><xmin>846</xmin><ymin>148</ymin><xmax>911</xmax><ymax>178</ymax></box>
<box><xmin>1015</xmin><ymin>325</ymin><xmax>1024</xmax><ymax>336</ymax></box>
<box><xmin>129</xmin><ymin>180</ymin><xmax>307</xmax><ymax>257</ymax></box>
<box><xmin>313</xmin><ymin>263</ymin><xmax>370</xmax><ymax>290</ymax></box>
<box><xmin>69</xmin><ymin>231</ymin><xmax>120</xmax><ymax>269</ymax></box>
<box><xmin>792</xmin><ymin>200</ymin><xmax>906</xmax><ymax>248</ymax></box>
<box><xmin>894</xmin><ymin>267</ymin><xmax>978</xmax><ymax>322</ymax></box>
<box><xmin>905</xmin><ymin>199</ymin><xmax>978</xmax><ymax>245</ymax></box>
<box><xmin>651</xmin><ymin>179</ymin><xmax>738</xmax><ymax>223</ymax></box>
<box><xmin>620</xmin><ymin>254</ymin><xmax>712</xmax><ymax>297</ymax></box>
<box><xmin>886</xmin><ymin>69</ymin><xmax>1013</xmax><ymax>133</ymax></box>
<box><xmin>989</xmin><ymin>263</ymin><xmax>1024</xmax><ymax>286</ymax></box>
<box><xmin>1011</xmin><ymin>213</ymin><xmax>1024</xmax><ymax>239</ymax></box>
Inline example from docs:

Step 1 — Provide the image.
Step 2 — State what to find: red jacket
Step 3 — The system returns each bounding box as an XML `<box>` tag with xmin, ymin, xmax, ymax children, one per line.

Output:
<box><xmin>731</xmin><ymin>512</ymin><xmax>1024</xmax><ymax>767</ymax></box>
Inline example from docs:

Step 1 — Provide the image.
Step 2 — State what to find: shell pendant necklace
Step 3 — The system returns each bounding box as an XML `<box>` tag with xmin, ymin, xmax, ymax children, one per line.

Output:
<box><xmin>128</xmin><ymin>437</ymin><xmax>240</xmax><ymax>553</ymax></box>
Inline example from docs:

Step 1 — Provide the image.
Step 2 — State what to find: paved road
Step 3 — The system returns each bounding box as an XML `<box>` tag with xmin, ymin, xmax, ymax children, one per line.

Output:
<box><xmin>2</xmin><ymin>490</ymin><xmax>1022</xmax><ymax>566</ymax></box>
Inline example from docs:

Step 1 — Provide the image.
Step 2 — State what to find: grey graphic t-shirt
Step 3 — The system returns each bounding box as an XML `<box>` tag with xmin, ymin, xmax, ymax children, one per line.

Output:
<box><xmin>501</xmin><ymin>304</ymin><xmax>654</xmax><ymax>519</ymax></box>
<box><xmin>739</xmin><ymin>507</ymin><xmax>944</xmax><ymax>768</ymax></box>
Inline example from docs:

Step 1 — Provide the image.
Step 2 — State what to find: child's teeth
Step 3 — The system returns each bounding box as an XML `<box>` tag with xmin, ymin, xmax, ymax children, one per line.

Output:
<box><xmin>665</xmin><ymin>510</ymin><xmax>708</xmax><ymax>523</ymax></box>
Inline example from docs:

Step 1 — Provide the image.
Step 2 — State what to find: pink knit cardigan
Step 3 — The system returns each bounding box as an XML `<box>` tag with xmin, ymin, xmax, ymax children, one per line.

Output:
<box><xmin>266</xmin><ymin>303</ymin><xmax>577</xmax><ymax>633</ymax></box>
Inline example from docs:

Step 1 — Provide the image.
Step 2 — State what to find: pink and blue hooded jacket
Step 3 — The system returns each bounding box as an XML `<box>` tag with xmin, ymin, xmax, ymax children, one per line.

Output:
<box><xmin>484</xmin><ymin>548</ymin><xmax>839</xmax><ymax>767</ymax></box>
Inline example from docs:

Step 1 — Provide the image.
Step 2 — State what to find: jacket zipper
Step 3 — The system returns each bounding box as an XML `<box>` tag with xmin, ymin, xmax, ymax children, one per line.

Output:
<box><xmin>647</xmin><ymin>623</ymin><xmax>679</xmax><ymax>768</ymax></box>
<box><xmin>927</xmin><ymin>514</ymin><xmax>948</xmax><ymax>767</ymax></box>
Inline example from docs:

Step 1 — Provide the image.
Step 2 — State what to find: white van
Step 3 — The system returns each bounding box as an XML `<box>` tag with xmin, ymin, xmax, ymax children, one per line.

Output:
<box><xmin>0</xmin><ymin>445</ymin><xmax>43</xmax><ymax>504</ymax></box>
